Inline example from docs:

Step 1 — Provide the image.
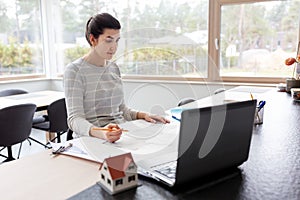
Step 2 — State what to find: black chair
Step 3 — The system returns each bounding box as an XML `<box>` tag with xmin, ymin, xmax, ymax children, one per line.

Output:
<box><xmin>177</xmin><ymin>88</ymin><xmax>226</xmax><ymax>107</ymax></box>
<box><xmin>0</xmin><ymin>104</ymin><xmax>36</xmax><ymax>162</ymax></box>
<box><xmin>0</xmin><ymin>89</ymin><xmax>33</xmax><ymax>153</ymax></box>
<box><xmin>0</xmin><ymin>89</ymin><xmax>28</xmax><ymax>97</ymax></box>
<box><xmin>214</xmin><ymin>88</ymin><xmax>226</xmax><ymax>95</ymax></box>
<box><xmin>30</xmin><ymin>98</ymin><xmax>69</xmax><ymax>147</ymax></box>
<box><xmin>66</xmin><ymin>129</ymin><xmax>74</xmax><ymax>141</ymax></box>
<box><xmin>177</xmin><ymin>97</ymin><xmax>196</xmax><ymax>106</ymax></box>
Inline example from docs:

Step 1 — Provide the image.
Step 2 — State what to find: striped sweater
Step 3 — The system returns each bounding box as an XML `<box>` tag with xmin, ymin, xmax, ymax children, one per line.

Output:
<box><xmin>63</xmin><ymin>58</ymin><xmax>137</xmax><ymax>136</ymax></box>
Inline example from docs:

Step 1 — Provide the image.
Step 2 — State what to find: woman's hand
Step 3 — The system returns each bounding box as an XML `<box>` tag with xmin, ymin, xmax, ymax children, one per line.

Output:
<box><xmin>137</xmin><ymin>112</ymin><xmax>170</xmax><ymax>124</ymax></box>
<box><xmin>103</xmin><ymin>124</ymin><xmax>123</xmax><ymax>142</ymax></box>
<box><xmin>90</xmin><ymin>124</ymin><xmax>123</xmax><ymax>143</ymax></box>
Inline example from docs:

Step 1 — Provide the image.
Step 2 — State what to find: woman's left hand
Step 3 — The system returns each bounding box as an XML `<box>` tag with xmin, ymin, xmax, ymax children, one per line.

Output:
<box><xmin>145</xmin><ymin>114</ymin><xmax>170</xmax><ymax>123</ymax></box>
<box><xmin>138</xmin><ymin>112</ymin><xmax>170</xmax><ymax>124</ymax></box>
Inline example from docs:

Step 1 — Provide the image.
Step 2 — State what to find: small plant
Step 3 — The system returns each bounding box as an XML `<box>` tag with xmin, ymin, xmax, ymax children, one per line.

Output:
<box><xmin>285</xmin><ymin>55</ymin><xmax>300</xmax><ymax>66</ymax></box>
<box><xmin>285</xmin><ymin>41</ymin><xmax>300</xmax><ymax>79</ymax></box>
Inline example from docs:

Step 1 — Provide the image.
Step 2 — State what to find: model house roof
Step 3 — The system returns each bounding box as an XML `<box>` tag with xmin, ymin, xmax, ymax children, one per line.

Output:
<box><xmin>100</xmin><ymin>153</ymin><xmax>135</xmax><ymax>180</ymax></box>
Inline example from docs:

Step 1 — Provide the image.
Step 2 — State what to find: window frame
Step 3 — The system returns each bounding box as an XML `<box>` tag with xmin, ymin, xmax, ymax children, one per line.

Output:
<box><xmin>115</xmin><ymin>178</ymin><xmax>123</xmax><ymax>186</ymax></box>
<box><xmin>121</xmin><ymin>0</ymin><xmax>299</xmax><ymax>84</ymax></box>
<box><xmin>0</xmin><ymin>0</ymin><xmax>298</xmax><ymax>84</ymax></box>
<box><xmin>209</xmin><ymin>0</ymin><xmax>299</xmax><ymax>84</ymax></box>
<box><xmin>0</xmin><ymin>0</ymin><xmax>59</xmax><ymax>82</ymax></box>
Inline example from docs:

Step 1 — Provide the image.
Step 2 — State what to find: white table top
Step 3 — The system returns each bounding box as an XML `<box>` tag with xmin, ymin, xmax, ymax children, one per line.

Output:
<box><xmin>0</xmin><ymin>90</ymin><xmax>64</xmax><ymax>109</ymax></box>
<box><xmin>178</xmin><ymin>86</ymin><xmax>274</xmax><ymax>110</ymax></box>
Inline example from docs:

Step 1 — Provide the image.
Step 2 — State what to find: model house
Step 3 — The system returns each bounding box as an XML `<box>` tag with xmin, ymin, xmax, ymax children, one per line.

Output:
<box><xmin>98</xmin><ymin>152</ymin><xmax>138</xmax><ymax>195</ymax></box>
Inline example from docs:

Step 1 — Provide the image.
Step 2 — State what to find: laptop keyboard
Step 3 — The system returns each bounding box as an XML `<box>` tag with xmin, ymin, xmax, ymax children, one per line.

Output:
<box><xmin>152</xmin><ymin>160</ymin><xmax>177</xmax><ymax>180</ymax></box>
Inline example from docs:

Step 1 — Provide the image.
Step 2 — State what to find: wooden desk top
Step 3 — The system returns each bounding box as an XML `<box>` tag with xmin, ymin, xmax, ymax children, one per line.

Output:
<box><xmin>0</xmin><ymin>150</ymin><xmax>100</xmax><ymax>200</ymax></box>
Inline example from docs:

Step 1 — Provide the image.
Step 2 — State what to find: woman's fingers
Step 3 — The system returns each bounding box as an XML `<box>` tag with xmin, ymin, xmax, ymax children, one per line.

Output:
<box><xmin>145</xmin><ymin>115</ymin><xmax>170</xmax><ymax>124</ymax></box>
<box><xmin>104</xmin><ymin>127</ymin><xmax>122</xmax><ymax>142</ymax></box>
<box><xmin>107</xmin><ymin>123</ymin><xmax>120</xmax><ymax>130</ymax></box>
<box><xmin>106</xmin><ymin>133</ymin><xmax>121</xmax><ymax>143</ymax></box>
<box><xmin>155</xmin><ymin>116</ymin><xmax>170</xmax><ymax>123</ymax></box>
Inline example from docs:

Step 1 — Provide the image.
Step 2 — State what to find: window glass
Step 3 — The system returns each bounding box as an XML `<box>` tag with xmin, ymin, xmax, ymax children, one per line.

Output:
<box><xmin>220</xmin><ymin>0</ymin><xmax>299</xmax><ymax>78</ymax></box>
<box><xmin>55</xmin><ymin>0</ymin><xmax>209</xmax><ymax>78</ymax></box>
<box><xmin>128</xmin><ymin>175</ymin><xmax>136</xmax><ymax>182</ymax></box>
<box><xmin>0</xmin><ymin>0</ymin><xmax>43</xmax><ymax>77</ymax></box>
<box><xmin>115</xmin><ymin>178</ymin><xmax>123</xmax><ymax>186</ymax></box>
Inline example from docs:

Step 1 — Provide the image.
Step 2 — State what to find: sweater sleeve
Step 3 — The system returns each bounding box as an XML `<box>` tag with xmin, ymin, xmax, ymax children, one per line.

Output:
<box><xmin>63</xmin><ymin>64</ymin><xmax>93</xmax><ymax>136</ymax></box>
<box><xmin>113</xmin><ymin>64</ymin><xmax>138</xmax><ymax>121</ymax></box>
<box><xmin>119</xmin><ymin>103</ymin><xmax>138</xmax><ymax>121</ymax></box>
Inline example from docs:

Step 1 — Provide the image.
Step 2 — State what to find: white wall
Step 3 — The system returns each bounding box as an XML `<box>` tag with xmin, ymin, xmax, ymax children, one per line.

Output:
<box><xmin>0</xmin><ymin>79</ymin><xmax>235</xmax><ymax>112</ymax></box>
<box><xmin>122</xmin><ymin>80</ymin><xmax>233</xmax><ymax>113</ymax></box>
<box><xmin>0</xmin><ymin>79</ymin><xmax>53</xmax><ymax>92</ymax></box>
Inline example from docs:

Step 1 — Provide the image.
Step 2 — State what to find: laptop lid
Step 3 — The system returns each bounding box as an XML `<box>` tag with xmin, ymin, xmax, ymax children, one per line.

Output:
<box><xmin>174</xmin><ymin>100</ymin><xmax>257</xmax><ymax>185</ymax></box>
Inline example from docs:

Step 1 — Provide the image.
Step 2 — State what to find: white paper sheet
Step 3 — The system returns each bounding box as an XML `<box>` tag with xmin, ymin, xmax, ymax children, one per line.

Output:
<box><xmin>50</xmin><ymin>120</ymin><xmax>180</xmax><ymax>164</ymax></box>
<box><xmin>50</xmin><ymin>137</ymin><xmax>127</xmax><ymax>163</ymax></box>
<box><xmin>104</xmin><ymin>120</ymin><xmax>180</xmax><ymax>156</ymax></box>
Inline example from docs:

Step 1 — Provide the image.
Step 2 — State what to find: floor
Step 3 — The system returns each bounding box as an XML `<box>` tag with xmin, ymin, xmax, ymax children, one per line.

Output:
<box><xmin>0</xmin><ymin>129</ymin><xmax>67</xmax><ymax>163</ymax></box>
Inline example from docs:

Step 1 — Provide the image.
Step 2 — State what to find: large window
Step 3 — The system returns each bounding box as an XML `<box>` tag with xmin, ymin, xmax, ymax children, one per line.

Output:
<box><xmin>0</xmin><ymin>0</ymin><xmax>43</xmax><ymax>80</ymax></box>
<box><xmin>52</xmin><ymin>0</ymin><xmax>300</xmax><ymax>83</ymax></box>
<box><xmin>0</xmin><ymin>0</ymin><xmax>299</xmax><ymax>83</ymax></box>
<box><xmin>53</xmin><ymin>0</ymin><xmax>209</xmax><ymax>80</ymax></box>
<box><xmin>218</xmin><ymin>0</ymin><xmax>300</xmax><ymax>83</ymax></box>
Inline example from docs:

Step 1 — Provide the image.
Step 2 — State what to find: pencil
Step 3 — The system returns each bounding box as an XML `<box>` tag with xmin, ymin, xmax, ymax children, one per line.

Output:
<box><xmin>92</xmin><ymin>127</ymin><xmax>129</xmax><ymax>132</ymax></box>
<box><xmin>250</xmin><ymin>92</ymin><xmax>254</xmax><ymax>100</ymax></box>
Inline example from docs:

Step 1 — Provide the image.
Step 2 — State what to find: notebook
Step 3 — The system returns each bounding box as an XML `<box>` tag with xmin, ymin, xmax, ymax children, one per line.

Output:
<box><xmin>137</xmin><ymin>100</ymin><xmax>257</xmax><ymax>187</ymax></box>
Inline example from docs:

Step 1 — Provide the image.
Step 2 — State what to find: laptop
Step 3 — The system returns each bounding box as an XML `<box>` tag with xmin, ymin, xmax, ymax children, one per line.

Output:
<box><xmin>137</xmin><ymin>100</ymin><xmax>257</xmax><ymax>187</ymax></box>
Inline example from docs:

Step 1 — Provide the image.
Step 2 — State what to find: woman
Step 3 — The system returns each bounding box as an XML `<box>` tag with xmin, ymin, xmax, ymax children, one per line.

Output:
<box><xmin>64</xmin><ymin>13</ymin><xmax>169</xmax><ymax>143</ymax></box>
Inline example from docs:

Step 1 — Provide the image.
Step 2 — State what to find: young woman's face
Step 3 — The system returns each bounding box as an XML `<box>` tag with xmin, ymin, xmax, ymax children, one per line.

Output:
<box><xmin>93</xmin><ymin>28</ymin><xmax>120</xmax><ymax>60</ymax></box>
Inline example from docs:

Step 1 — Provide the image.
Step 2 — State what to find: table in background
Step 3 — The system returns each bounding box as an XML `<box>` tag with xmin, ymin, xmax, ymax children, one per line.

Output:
<box><xmin>0</xmin><ymin>90</ymin><xmax>299</xmax><ymax>200</ymax></box>
<box><xmin>0</xmin><ymin>90</ymin><xmax>64</xmax><ymax>111</ymax></box>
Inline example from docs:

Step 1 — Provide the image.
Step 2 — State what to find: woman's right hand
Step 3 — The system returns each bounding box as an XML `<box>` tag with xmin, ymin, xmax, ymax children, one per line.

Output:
<box><xmin>102</xmin><ymin>124</ymin><xmax>123</xmax><ymax>142</ymax></box>
<box><xmin>90</xmin><ymin>124</ymin><xmax>123</xmax><ymax>143</ymax></box>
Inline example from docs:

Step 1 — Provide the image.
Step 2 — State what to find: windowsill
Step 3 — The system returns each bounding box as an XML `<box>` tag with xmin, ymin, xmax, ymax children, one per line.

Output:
<box><xmin>122</xmin><ymin>78</ymin><xmax>278</xmax><ymax>87</ymax></box>
<box><xmin>0</xmin><ymin>75</ymin><xmax>278</xmax><ymax>88</ymax></box>
<box><xmin>0</xmin><ymin>77</ymin><xmax>49</xmax><ymax>84</ymax></box>
<box><xmin>0</xmin><ymin>76</ymin><xmax>65</xmax><ymax>84</ymax></box>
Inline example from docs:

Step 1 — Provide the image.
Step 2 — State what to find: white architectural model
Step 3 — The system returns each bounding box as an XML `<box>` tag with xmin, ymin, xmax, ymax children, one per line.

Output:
<box><xmin>98</xmin><ymin>152</ymin><xmax>138</xmax><ymax>195</ymax></box>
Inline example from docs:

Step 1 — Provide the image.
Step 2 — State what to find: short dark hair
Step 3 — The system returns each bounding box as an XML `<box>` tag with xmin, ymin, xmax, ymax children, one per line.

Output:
<box><xmin>85</xmin><ymin>13</ymin><xmax>121</xmax><ymax>46</ymax></box>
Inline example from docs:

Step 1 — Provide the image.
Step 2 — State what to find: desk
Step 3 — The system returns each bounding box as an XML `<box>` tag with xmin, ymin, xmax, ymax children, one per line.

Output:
<box><xmin>0</xmin><ymin>150</ymin><xmax>100</xmax><ymax>199</ymax></box>
<box><xmin>0</xmin><ymin>90</ymin><xmax>64</xmax><ymax>111</ymax></box>
<box><xmin>0</xmin><ymin>90</ymin><xmax>299</xmax><ymax>200</ymax></box>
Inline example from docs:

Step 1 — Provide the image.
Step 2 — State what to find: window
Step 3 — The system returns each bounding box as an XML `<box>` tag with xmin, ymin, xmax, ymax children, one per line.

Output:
<box><xmin>52</xmin><ymin>0</ymin><xmax>209</xmax><ymax>79</ymax></box>
<box><xmin>101</xmin><ymin>174</ymin><xmax>105</xmax><ymax>180</ymax></box>
<box><xmin>52</xmin><ymin>0</ymin><xmax>299</xmax><ymax>83</ymax></box>
<box><xmin>1</xmin><ymin>0</ymin><xmax>298</xmax><ymax>83</ymax></box>
<box><xmin>107</xmin><ymin>179</ymin><xmax>111</xmax><ymax>185</ymax></box>
<box><xmin>128</xmin><ymin>164</ymin><xmax>135</xmax><ymax>170</ymax></box>
<box><xmin>0</xmin><ymin>0</ymin><xmax>44</xmax><ymax>80</ymax></box>
<box><xmin>116</xmin><ymin>0</ymin><xmax>209</xmax><ymax>79</ymax></box>
<box><xmin>211</xmin><ymin>0</ymin><xmax>300</xmax><ymax>83</ymax></box>
<box><xmin>115</xmin><ymin>178</ymin><xmax>123</xmax><ymax>186</ymax></box>
<box><xmin>128</xmin><ymin>175</ymin><xmax>136</xmax><ymax>182</ymax></box>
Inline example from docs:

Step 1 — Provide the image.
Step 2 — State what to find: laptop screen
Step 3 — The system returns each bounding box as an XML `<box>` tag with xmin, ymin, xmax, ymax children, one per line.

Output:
<box><xmin>176</xmin><ymin>100</ymin><xmax>257</xmax><ymax>185</ymax></box>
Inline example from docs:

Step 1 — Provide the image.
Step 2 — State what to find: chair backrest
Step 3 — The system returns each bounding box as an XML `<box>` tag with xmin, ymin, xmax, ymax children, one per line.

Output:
<box><xmin>47</xmin><ymin>98</ymin><xmax>68</xmax><ymax>133</ymax></box>
<box><xmin>0</xmin><ymin>104</ymin><xmax>36</xmax><ymax>146</ymax></box>
<box><xmin>178</xmin><ymin>98</ymin><xmax>196</xmax><ymax>107</ymax></box>
<box><xmin>0</xmin><ymin>89</ymin><xmax>28</xmax><ymax>97</ymax></box>
<box><xmin>213</xmin><ymin>88</ymin><xmax>226</xmax><ymax>95</ymax></box>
